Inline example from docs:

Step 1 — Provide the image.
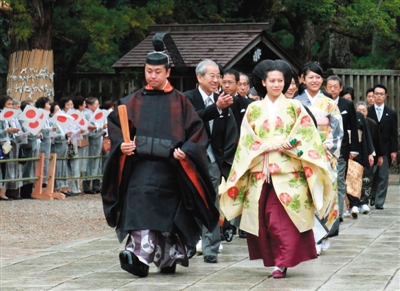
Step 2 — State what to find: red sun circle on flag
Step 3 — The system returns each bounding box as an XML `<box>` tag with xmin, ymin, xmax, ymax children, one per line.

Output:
<box><xmin>29</xmin><ymin>121</ymin><xmax>39</xmax><ymax>129</ymax></box>
<box><xmin>26</xmin><ymin>109</ymin><xmax>37</xmax><ymax>119</ymax></box>
<box><xmin>79</xmin><ymin>118</ymin><xmax>85</xmax><ymax>126</ymax></box>
<box><xmin>71</xmin><ymin>113</ymin><xmax>79</xmax><ymax>121</ymax></box>
<box><xmin>39</xmin><ymin>113</ymin><xmax>44</xmax><ymax>120</ymax></box>
<box><xmin>57</xmin><ymin>115</ymin><xmax>67</xmax><ymax>123</ymax></box>
<box><xmin>94</xmin><ymin>112</ymin><xmax>103</xmax><ymax>120</ymax></box>
<box><xmin>4</xmin><ymin>111</ymin><xmax>14</xmax><ymax>118</ymax></box>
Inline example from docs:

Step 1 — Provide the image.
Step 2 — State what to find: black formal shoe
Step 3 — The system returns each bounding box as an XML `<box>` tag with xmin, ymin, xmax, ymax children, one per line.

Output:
<box><xmin>160</xmin><ymin>262</ymin><xmax>176</xmax><ymax>274</ymax></box>
<box><xmin>0</xmin><ymin>197</ymin><xmax>12</xmax><ymax>201</ymax></box>
<box><xmin>64</xmin><ymin>192</ymin><xmax>79</xmax><ymax>197</ymax></box>
<box><xmin>204</xmin><ymin>255</ymin><xmax>218</xmax><ymax>263</ymax></box>
<box><xmin>375</xmin><ymin>206</ymin><xmax>384</xmax><ymax>210</ymax></box>
<box><xmin>84</xmin><ymin>190</ymin><xmax>95</xmax><ymax>194</ymax></box>
<box><xmin>339</xmin><ymin>217</ymin><xmax>343</xmax><ymax>223</ymax></box>
<box><xmin>119</xmin><ymin>250</ymin><xmax>149</xmax><ymax>277</ymax></box>
<box><xmin>223</xmin><ymin>225</ymin><xmax>236</xmax><ymax>242</ymax></box>
<box><xmin>11</xmin><ymin>196</ymin><xmax>23</xmax><ymax>200</ymax></box>
<box><xmin>187</xmin><ymin>245</ymin><xmax>196</xmax><ymax>259</ymax></box>
<box><xmin>238</xmin><ymin>229</ymin><xmax>247</xmax><ymax>238</ymax></box>
<box><xmin>370</xmin><ymin>199</ymin><xmax>375</xmax><ymax>206</ymax></box>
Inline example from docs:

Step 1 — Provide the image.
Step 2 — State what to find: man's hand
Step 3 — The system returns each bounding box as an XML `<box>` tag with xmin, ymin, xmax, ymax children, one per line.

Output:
<box><xmin>368</xmin><ymin>154</ymin><xmax>374</xmax><ymax>167</ymax></box>
<box><xmin>121</xmin><ymin>140</ymin><xmax>136</xmax><ymax>155</ymax></box>
<box><xmin>391</xmin><ymin>152</ymin><xmax>397</xmax><ymax>164</ymax></box>
<box><xmin>216</xmin><ymin>92</ymin><xmax>233</xmax><ymax>110</ymax></box>
<box><xmin>377</xmin><ymin>156</ymin><xmax>383</xmax><ymax>166</ymax></box>
<box><xmin>173</xmin><ymin>148</ymin><xmax>186</xmax><ymax>160</ymax></box>
<box><xmin>349</xmin><ymin>153</ymin><xmax>358</xmax><ymax>160</ymax></box>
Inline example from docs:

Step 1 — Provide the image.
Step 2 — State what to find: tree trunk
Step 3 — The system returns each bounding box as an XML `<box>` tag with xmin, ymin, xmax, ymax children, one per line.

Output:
<box><xmin>7</xmin><ymin>0</ymin><xmax>54</xmax><ymax>101</ymax></box>
<box><xmin>329</xmin><ymin>32</ymin><xmax>351</xmax><ymax>68</ymax></box>
<box><xmin>53</xmin><ymin>39</ymin><xmax>90</xmax><ymax>97</ymax></box>
<box><xmin>293</xmin><ymin>19</ymin><xmax>317</xmax><ymax>66</ymax></box>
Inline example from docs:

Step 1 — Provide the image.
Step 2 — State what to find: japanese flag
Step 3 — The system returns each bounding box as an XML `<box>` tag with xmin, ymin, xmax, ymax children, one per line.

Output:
<box><xmin>38</xmin><ymin>108</ymin><xmax>50</xmax><ymax>122</ymax></box>
<box><xmin>22</xmin><ymin>117</ymin><xmax>46</xmax><ymax>136</ymax></box>
<box><xmin>89</xmin><ymin>108</ymin><xmax>110</xmax><ymax>124</ymax></box>
<box><xmin>21</xmin><ymin>108</ymin><xmax>50</xmax><ymax>135</ymax></box>
<box><xmin>19</xmin><ymin>105</ymin><xmax>41</xmax><ymax>121</ymax></box>
<box><xmin>0</xmin><ymin>108</ymin><xmax>22</xmax><ymax>121</ymax></box>
<box><xmin>66</xmin><ymin>109</ymin><xmax>89</xmax><ymax>130</ymax></box>
<box><xmin>66</xmin><ymin>109</ymin><xmax>81</xmax><ymax>124</ymax></box>
<box><xmin>77</xmin><ymin>115</ymin><xmax>89</xmax><ymax>131</ymax></box>
<box><xmin>49</xmin><ymin>112</ymin><xmax>74</xmax><ymax>131</ymax></box>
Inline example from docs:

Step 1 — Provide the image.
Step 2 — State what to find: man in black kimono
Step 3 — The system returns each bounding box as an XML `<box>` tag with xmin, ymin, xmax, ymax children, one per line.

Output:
<box><xmin>101</xmin><ymin>39</ymin><xmax>219</xmax><ymax>277</ymax></box>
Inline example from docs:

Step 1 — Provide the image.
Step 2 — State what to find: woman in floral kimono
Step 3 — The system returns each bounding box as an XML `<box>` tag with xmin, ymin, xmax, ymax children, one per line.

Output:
<box><xmin>220</xmin><ymin>60</ymin><xmax>333</xmax><ymax>279</ymax></box>
<box><xmin>295</xmin><ymin>63</ymin><xmax>343</xmax><ymax>254</ymax></box>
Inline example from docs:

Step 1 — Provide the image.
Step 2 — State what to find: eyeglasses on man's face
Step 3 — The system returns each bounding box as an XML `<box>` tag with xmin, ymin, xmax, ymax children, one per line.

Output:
<box><xmin>222</xmin><ymin>80</ymin><xmax>236</xmax><ymax>85</ymax></box>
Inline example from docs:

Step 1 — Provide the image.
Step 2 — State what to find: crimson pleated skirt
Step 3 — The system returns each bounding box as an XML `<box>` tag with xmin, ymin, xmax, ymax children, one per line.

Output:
<box><xmin>246</xmin><ymin>183</ymin><xmax>318</xmax><ymax>268</ymax></box>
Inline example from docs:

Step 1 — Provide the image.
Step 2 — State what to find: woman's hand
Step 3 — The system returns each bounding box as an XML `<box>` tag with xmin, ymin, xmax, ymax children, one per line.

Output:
<box><xmin>6</xmin><ymin>128</ymin><xmax>20</xmax><ymax>134</ymax></box>
<box><xmin>88</xmin><ymin>125</ymin><xmax>96</xmax><ymax>131</ymax></box>
<box><xmin>173</xmin><ymin>148</ymin><xmax>186</xmax><ymax>160</ymax></box>
<box><xmin>120</xmin><ymin>140</ymin><xmax>136</xmax><ymax>155</ymax></box>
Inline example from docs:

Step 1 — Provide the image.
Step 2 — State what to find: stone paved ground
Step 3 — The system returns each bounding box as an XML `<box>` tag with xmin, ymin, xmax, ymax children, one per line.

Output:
<box><xmin>0</xmin><ymin>184</ymin><xmax>399</xmax><ymax>291</ymax></box>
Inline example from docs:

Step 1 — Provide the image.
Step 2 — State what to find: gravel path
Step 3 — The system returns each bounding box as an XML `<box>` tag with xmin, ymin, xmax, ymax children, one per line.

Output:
<box><xmin>0</xmin><ymin>194</ymin><xmax>111</xmax><ymax>262</ymax></box>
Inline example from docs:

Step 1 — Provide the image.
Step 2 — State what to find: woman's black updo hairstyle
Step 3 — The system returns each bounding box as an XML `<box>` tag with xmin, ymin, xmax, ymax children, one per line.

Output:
<box><xmin>252</xmin><ymin>59</ymin><xmax>292</xmax><ymax>98</ymax></box>
<box><xmin>302</xmin><ymin>62</ymin><xmax>323</xmax><ymax>78</ymax></box>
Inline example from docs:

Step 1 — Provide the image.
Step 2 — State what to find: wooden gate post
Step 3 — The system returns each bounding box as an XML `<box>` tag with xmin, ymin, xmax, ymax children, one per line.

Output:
<box><xmin>43</xmin><ymin>153</ymin><xmax>65</xmax><ymax>200</ymax></box>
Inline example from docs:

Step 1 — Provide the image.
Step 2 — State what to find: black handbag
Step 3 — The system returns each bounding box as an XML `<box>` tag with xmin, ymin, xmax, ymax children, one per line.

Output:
<box><xmin>18</xmin><ymin>147</ymin><xmax>27</xmax><ymax>164</ymax></box>
<box><xmin>68</xmin><ymin>143</ymin><xmax>77</xmax><ymax>158</ymax></box>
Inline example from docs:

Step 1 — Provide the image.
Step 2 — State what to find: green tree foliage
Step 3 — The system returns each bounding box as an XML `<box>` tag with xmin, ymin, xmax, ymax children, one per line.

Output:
<box><xmin>7</xmin><ymin>0</ymin><xmax>33</xmax><ymax>43</ymax></box>
<box><xmin>1</xmin><ymin>0</ymin><xmax>399</xmax><ymax>88</ymax></box>
<box><xmin>269</xmin><ymin>0</ymin><xmax>400</xmax><ymax>68</ymax></box>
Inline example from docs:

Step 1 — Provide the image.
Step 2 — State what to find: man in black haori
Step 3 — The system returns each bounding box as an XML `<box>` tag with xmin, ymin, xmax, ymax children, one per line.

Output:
<box><xmin>101</xmin><ymin>37</ymin><xmax>219</xmax><ymax>278</ymax></box>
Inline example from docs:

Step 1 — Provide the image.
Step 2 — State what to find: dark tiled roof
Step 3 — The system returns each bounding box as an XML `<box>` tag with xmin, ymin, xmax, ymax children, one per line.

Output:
<box><xmin>112</xmin><ymin>23</ymin><xmax>270</xmax><ymax>69</ymax></box>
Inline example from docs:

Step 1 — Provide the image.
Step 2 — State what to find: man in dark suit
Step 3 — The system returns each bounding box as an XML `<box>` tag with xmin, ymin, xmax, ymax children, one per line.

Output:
<box><xmin>367</xmin><ymin>84</ymin><xmax>398</xmax><ymax>210</ymax></box>
<box><xmin>326</xmin><ymin>75</ymin><xmax>360</xmax><ymax>220</ymax></box>
<box><xmin>184</xmin><ymin>59</ymin><xmax>238</xmax><ymax>263</ymax></box>
<box><xmin>222</xmin><ymin>69</ymin><xmax>254</xmax><ymax>133</ymax></box>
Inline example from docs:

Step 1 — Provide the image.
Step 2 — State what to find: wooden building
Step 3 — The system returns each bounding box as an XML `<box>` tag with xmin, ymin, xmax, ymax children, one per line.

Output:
<box><xmin>112</xmin><ymin>23</ymin><xmax>301</xmax><ymax>92</ymax></box>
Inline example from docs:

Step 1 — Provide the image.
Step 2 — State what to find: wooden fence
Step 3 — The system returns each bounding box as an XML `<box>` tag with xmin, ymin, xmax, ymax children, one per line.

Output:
<box><xmin>328</xmin><ymin>69</ymin><xmax>400</xmax><ymax>128</ymax></box>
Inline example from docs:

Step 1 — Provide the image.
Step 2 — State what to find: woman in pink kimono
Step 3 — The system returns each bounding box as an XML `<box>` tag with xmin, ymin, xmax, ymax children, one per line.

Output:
<box><xmin>220</xmin><ymin>60</ymin><xmax>334</xmax><ymax>279</ymax></box>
